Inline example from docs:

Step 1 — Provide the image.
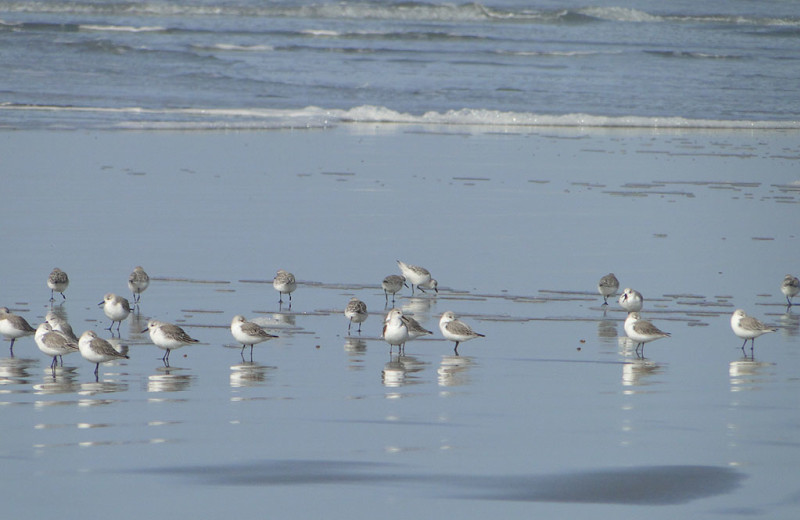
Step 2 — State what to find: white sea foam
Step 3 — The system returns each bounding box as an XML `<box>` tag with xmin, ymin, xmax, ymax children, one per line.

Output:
<box><xmin>2</xmin><ymin>104</ymin><xmax>797</xmax><ymax>131</ymax></box>
<box><xmin>193</xmin><ymin>43</ymin><xmax>274</xmax><ymax>52</ymax></box>
<box><xmin>79</xmin><ymin>24</ymin><xmax>165</xmax><ymax>33</ymax></box>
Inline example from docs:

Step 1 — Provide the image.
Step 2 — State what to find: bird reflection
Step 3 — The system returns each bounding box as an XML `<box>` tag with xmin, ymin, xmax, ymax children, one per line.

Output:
<box><xmin>79</xmin><ymin>380</ymin><xmax>128</xmax><ymax>395</ymax></box>
<box><xmin>437</xmin><ymin>355</ymin><xmax>473</xmax><ymax>387</ymax></box>
<box><xmin>401</xmin><ymin>297</ymin><xmax>434</xmax><ymax>317</ymax></box>
<box><xmin>0</xmin><ymin>357</ymin><xmax>37</xmax><ymax>385</ymax></box>
<box><xmin>729</xmin><ymin>359</ymin><xmax>773</xmax><ymax>392</ymax></box>
<box><xmin>148</xmin><ymin>366</ymin><xmax>194</xmax><ymax>392</ymax></box>
<box><xmin>621</xmin><ymin>359</ymin><xmax>663</xmax><ymax>388</ymax></box>
<box><xmin>382</xmin><ymin>357</ymin><xmax>406</xmax><ymax>387</ymax></box>
<box><xmin>230</xmin><ymin>362</ymin><xmax>272</xmax><ymax>388</ymax></box>
<box><xmin>33</xmin><ymin>366</ymin><xmax>80</xmax><ymax>394</ymax></box>
<box><xmin>779</xmin><ymin>310</ymin><xmax>799</xmax><ymax>338</ymax></box>
<box><xmin>271</xmin><ymin>312</ymin><xmax>296</xmax><ymax>327</ymax></box>
<box><xmin>344</xmin><ymin>337</ymin><xmax>367</xmax><ymax>370</ymax></box>
<box><xmin>381</xmin><ymin>353</ymin><xmax>426</xmax><ymax>387</ymax></box>
<box><xmin>128</xmin><ymin>312</ymin><xmax>148</xmax><ymax>339</ymax></box>
<box><xmin>597</xmin><ymin>316</ymin><xmax>618</xmax><ymax>343</ymax></box>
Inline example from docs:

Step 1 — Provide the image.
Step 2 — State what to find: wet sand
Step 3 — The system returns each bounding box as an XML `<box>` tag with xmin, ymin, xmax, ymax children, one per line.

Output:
<box><xmin>0</xmin><ymin>126</ymin><xmax>799</xmax><ymax>519</ymax></box>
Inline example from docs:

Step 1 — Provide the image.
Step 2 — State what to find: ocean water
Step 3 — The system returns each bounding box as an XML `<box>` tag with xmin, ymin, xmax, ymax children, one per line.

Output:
<box><xmin>1</xmin><ymin>0</ymin><xmax>800</xmax><ymax>129</ymax></box>
<box><xmin>1</xmin><ymin>127</ymin><xmax>799</xmax><ymax>518</ymax></box>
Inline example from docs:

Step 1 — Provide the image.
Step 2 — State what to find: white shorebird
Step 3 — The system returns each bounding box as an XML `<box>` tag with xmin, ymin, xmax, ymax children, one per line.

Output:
<box><xmin>381</xmin><ymin>274</ymin><xmax>405</xmax><ymax>303</ymax></box>
<box><xmin>273</xmin><ymin>269</ymin><xmax>297</xmax><ymax>305</ymax></box>
<box><xmin>401</xmin><ymin>314</ymin><xmax>433</xmax><ymax>354</ymax></box>
<box><xmin>99</xmin><ymin>293</ymin><xmax>131</xmax><ymax>333</ymax></box>
<box><xmin>439</xmin><ymin>311</ymin><xmax>484</xmax><ymax>355</ymax></box>
<box><xmin>730</xmin><ymin>309</ymin><xmax>776</xmax><ymax>358</ymax></box>
<box><xmin>35</xmin><ymin>322</ymin><xmax>79</xmax><ymax>372</ymax></box>
<box><xmin>404</xmin><ymin>315</ymin><xmax>433</xmax><ymax>341</ymax></box>
<box><xmin>781</xmin><ymin>274</ymin><xmax>799</xmax><ymax>307</ymax></box>
<box><xmin>624</xmin><ymin>312</ymin><xmax>670</xmax><ymax>357</ymax></box>
<box><xmin>382</xmin><ymin>308</ymin><xmax>409</xmax><ymax>354</ymax></box>
<box><xmin>47</xmin><ymin>268</ymin><xmax>69</xmax><ymax>301</ymax></box>
<box><xmin>128</xmin><ymin>266</ymin><xmax>150</xmax><ymax>304</ymax></box>
<box><xmin>0</xmin><ymin>307</ymin><xmax>36</xmax><ymax>356</ymax></box>
<box><xmin>230</xmin><ymin>315</ymin><xmax>277</xmax><ymax>359</ymax></box>
<box><xmin>45</xmin><ymin>311</ymin><xmax>78</xmax><ymax>342</ymax></box>
<box><xmin>78</xmin><ymin>330</ymin><xmax>129</xmax><ymax>377</ymax></box>
<box><xmin>597</xmin><ymin>273</ymin><xmax>619</xmax><ymax>305</ymax></box>
<box><xmin>618</xmin><ymin>288</ymin><xmax>644</xmax><ymax>312</ymax></box>
<box><xmin>344</xmin><ymin>297</ymin><xmax>368</xmax><ymax>334</ymax></box>
<box><xmin>143</xmin><ymin>320</ymin><xmax>199</xmax><ymax>365</ymax></box>
<box><xmin>397</xmin><ymin>260</ymin><xmax>438</xmax><ymax>296</ymax></box>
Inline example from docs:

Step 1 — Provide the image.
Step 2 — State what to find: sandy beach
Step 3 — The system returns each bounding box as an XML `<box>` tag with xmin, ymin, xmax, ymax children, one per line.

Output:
<box><xmin>1</xmin><ymin>126</ymin><xmax>799</xmax><ymax>518</ymax></box>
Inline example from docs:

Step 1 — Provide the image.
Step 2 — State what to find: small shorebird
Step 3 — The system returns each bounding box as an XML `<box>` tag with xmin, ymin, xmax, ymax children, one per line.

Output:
<box><xmin>401</xmin><ymin>314</ymin><xmax>433</xmax><ymax>354</ymax></box>
<box><xmin>397</xmin><ymin>260</ymin><xmax>438</xmax><ymax>295</ymax></box>
<box><xmin>78</xmin><ymin>330</ymin><xmax>129</xmax><ymax>378</ymax></box>
<box><xmin>230</xmin><ymin>315</ymin><xmax>277</xmax><ymax>359</ymax></box>
<box><xmin>273</xmin><ymin>269</ymin><xmax>297</xmax><ymax>305</ymax></box>
<box><xmin>143</xmin><ymin>320</ymin><xmax>199</xmax><ymax>365</ymax></box>
<box><xmin>781</xmin><ymin>274</ymin><xmax>799</xmax><ymax>307</ymax></box>
<box><xmin>99</xmin><ymin>293</ymin><xmax>131</xmax><ymax>333</ymax></box>
<box><xmin>46</xmin><ymin>311</ymin><xmax>78</xmax><ymax>342</ymax></box>
<box><xmin>624</xmin><ymin>312</ymin><xmax>670</xmax><ymax>357</ymax></box>
<box><xmin>128</xmin><ymin>266</ymin><xmax>150</xmax><ymax>304</ymax></box>
<box><xmin>404</xmin><ymin>315</ymin><xmax>433</xmax><ymax>342</ymax></box>
<box><xmin>47</xmin><ymin>268</ymin><xmax>69</xmax><ymax>301</ymax></box>
<box><xmin>730</xmin><ymin>309</ymin><xmax>776</xmax><ymax>358</ymax></box>
<box><xmin>381</xmin><ymin>274</ymin><xmax>405</xmax><ymax>303</ymax></box>
<box><xmin>344</xmin><ymin>297</ymin><xmax>368</xmax><ymax>334</ymax></box>
<box><xmin>597</xmin><ymin>273</ymin><xmax>619</xmax><ymax>305</ymax></box>
<box><xmin>382</xmin><ymin>308</ymin><xmax>409</xmax><ymax>354</ymax></box>
<box><xmin>35</xmin><ymin>322</ymin><xmax>79</xmax><ymax>372</ymax></box>
<box><xmin>439</xmin><ymin>311</ymin><xmax>484</xmax><ymax>355</ymax></box>
<box><xmin>618</xmin><ymin>288</ymin><xmax>644</xmax><ymax>312</ymax></box>
<box><xmin>0</xmin><ymin>307</ymin><xmax>36</xmax><ymax>356</ymax></box>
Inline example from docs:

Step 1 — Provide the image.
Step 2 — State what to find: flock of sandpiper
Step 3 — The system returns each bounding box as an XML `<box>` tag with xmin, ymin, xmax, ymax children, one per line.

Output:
<box><xmin>597</xmin><ymin>272</ymin><xmax>798</xmax><ymax>358</ymax></box>
<box><xmin>1</xmin><ymin>263</ymin><xmax>797</xmax><ymax>380</ymax></box>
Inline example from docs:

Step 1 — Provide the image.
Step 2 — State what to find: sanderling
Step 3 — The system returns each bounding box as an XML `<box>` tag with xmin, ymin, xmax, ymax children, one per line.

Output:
<box><xmin>231</xmin><ymin>315</ymin><xmax>277</xmax><ymax>358</ymax></box>
<box><xmin>439</xmin><ymin>311</ymin><xmax>484</xmax><ymax>355</ymax></box>
<box><xmin>344</xmin><ymin>297</ymin><xmax>368</xmax><ymax>334</ymax></box>
<box><xmin>618</xmin><ymin>288</ymin><xmax>644</xmax><ymax>312</ymax></box>
<box><xmin>401</xmin><ymin>314</ymin><xmax>433</xmax><ymax>354</ymax></box>
<box><xmin>381</xmin><ymin>275</ymin><xmax>405</xmax><ymax>303</ymax></box>
<box><xmin>78</xmin><ymin>330</ymin><xmax>129</xmax><ymax>377</ymax></box>
<box><xmin>128</xmin><ymin>266</ymin><xmax>150</xmax><ymax>304</ymax></box>
<box><xmin>143</xmin><ymin>319</ymin><xmax>199</xmax><ymax>365</ymax></box>
<box><xmin>273</xmin><ymin>269</ymin><xmax>297</xmax><ymax>305</ymax></box>
<box><xmin>597</xmin><ymin>273</ymin><xmax>619</xmax><ymax>305</ymax></box>
<box><xmin>781</xmin><ymin>274</ymin><xmax>799</xmax><ymax>307</ymax></box>
<box><xmin>47</xmin><ymin>268</ymin><xmax>69</xmax><ymax>301</ymax></box>
<box><xmin>45</xmin><ymin>311</ymin><xmax>78</xmax><ymax>342</ymax></box>
<box><xmin>397</xmin><ymin>260</ymin><xmax>438</xmax><ymax>295</ymax></box>
<box><xmin>624</xmin><ymin>312</ymin><xmax>670</xmax><ymax>357</ymax></box>
<box><xmin>35</xmin><ymin>322</ymin><xmax>78</xmax><ymax>372</ymax></box>
<box><xmin>382</xmin><ymin>308</ymin><xmax>409</xmax><ymax>354</ymax></box>
<box><xmin>99</xmin><ymin>293</ymin><xmax>131</xmax><ymax>332</ymax></box>
<box><xmin>404</xmin><ymin>315</ymin><xmax>433</xmax><ymax>341</ymax></box>
<box><xmin>730</xmin><ymin>309</ymin><xmax>776</xmax><ymax>358</ymax></box>
<box><xmin>0</xmin><ymin>307</ymin><xmax>36</xmax><ymax>356</ymax></box>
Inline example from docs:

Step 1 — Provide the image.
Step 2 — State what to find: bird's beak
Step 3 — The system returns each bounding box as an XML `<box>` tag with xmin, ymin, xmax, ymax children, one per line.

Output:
<box><xmin>141</xmin><ymin>328</ymin><xmax>148</xmax><ymax>333</ymax></box>
<box><xmin>97</xmin><ymin>301</ymin><xmax>104</xmax><ymax>306</ymax></box>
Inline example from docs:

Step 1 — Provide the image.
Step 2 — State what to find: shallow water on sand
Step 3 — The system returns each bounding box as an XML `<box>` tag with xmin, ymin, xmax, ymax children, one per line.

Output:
<box><xmin>0</xmin><ymin>127</ymin><xmax>798</xmax><ymax>519</ymax></box>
